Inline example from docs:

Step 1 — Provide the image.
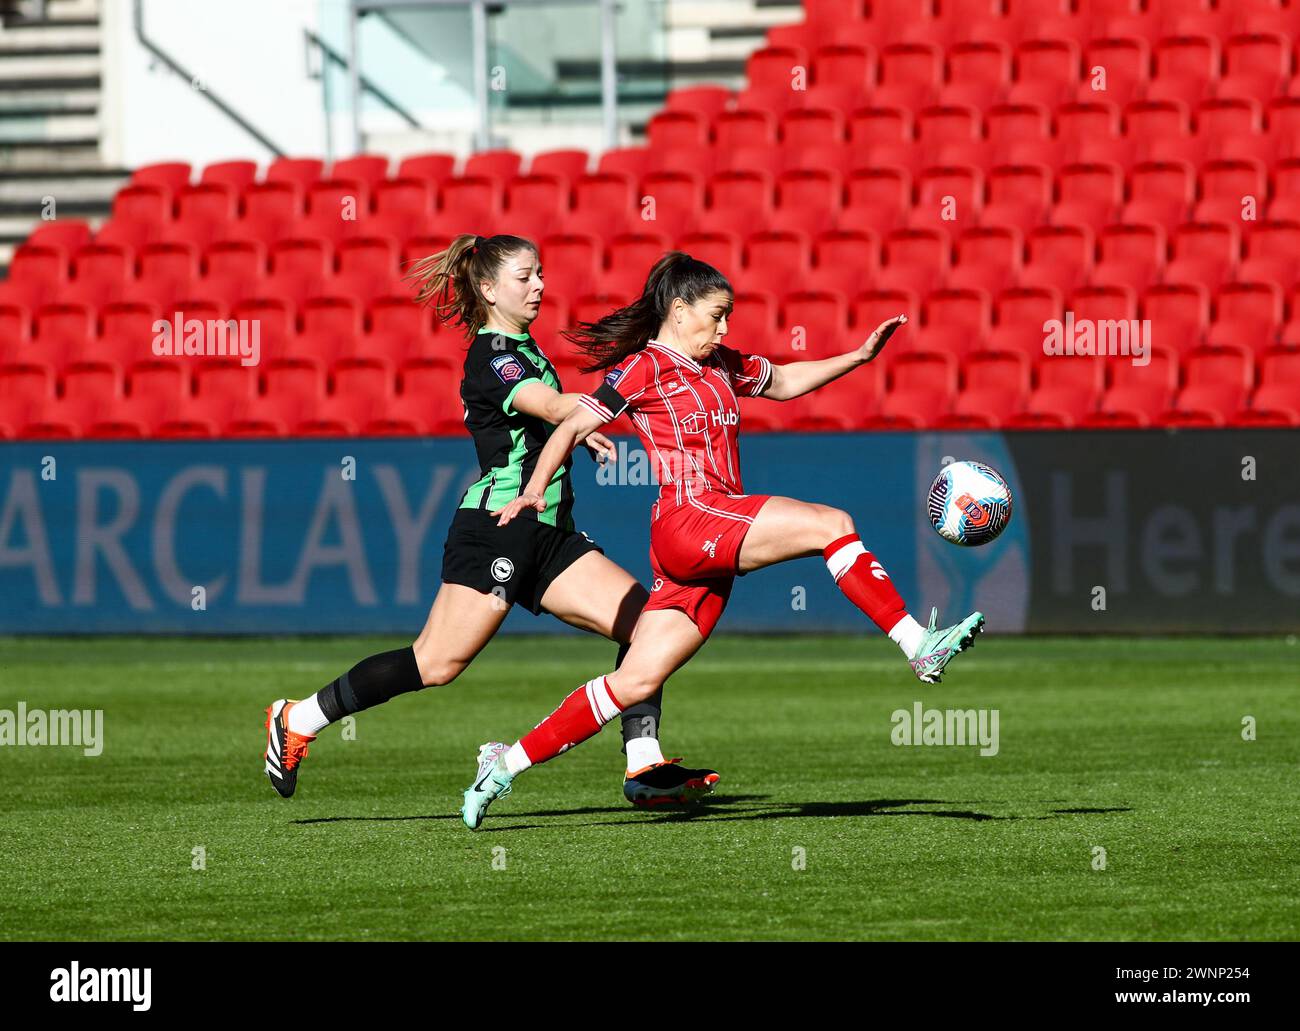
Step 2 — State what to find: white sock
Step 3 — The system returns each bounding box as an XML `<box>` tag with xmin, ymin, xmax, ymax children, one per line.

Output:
<box><xmin>626</xmin><ymin>737</ymin><xmax>665</xmax><ymax>773</ymax></box>
<box><xmin>503</xmin><ymin>742</ymin><xmax>532</xmax><ymax>776</ymax></box>
<box><xmin>287</xmin><ymin>695</ymin><xmax>329</xmax><ymax>736</ymax></box>
<box><xmin>888</xmin><ymin>614</ymin><xmax>925</xmax><ymax>659</ymax></box>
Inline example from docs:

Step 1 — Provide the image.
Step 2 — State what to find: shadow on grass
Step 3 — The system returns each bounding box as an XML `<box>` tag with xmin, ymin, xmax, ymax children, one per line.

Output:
<box><xmin>293</xmin><ymin>796</ymin><xmax>1132</xmax><ymax>829</ymax></box>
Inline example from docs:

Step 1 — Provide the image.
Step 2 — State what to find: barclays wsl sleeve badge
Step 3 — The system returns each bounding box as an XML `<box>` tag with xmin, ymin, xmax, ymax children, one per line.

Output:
<box><xmin>491</xmin><ymin>354</ymin><xmax>527</xmax><ymax>383</ymax></box>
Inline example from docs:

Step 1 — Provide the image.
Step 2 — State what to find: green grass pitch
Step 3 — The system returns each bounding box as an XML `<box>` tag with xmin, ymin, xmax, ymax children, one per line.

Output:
<box><xmin>0</xmin><ymin>634</ymin><xmax>1297</xmax><ymax>941</ymax></box>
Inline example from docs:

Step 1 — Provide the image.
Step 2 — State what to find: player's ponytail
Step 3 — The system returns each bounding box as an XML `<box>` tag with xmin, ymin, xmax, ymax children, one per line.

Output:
<box><xmin>404</xmin><ymin>233</ymin><xmax>538</xmax><ymax>339</ymax></box>
<box><xmin>565</xmin><ymin>251</ymin><xmax>733</xmax><ymax>372</ymax></box>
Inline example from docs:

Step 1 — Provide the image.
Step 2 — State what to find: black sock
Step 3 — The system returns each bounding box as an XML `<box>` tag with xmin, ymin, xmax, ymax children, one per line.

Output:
<box><xmin>615</xmin><ymin>640</ymin><xmax>663</xmax><ymax>754</ymax></box>
<box><xmin>317</xmin><ymin>646</ymin><xmax>424</xmax><ymax>723</ymax></box>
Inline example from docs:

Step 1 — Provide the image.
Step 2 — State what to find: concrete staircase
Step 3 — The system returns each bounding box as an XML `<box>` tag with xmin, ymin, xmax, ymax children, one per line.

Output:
<box><xmin>0</xmin><ymin>0</ymin><xmax>128</xmax><ymax>275</ymax></box>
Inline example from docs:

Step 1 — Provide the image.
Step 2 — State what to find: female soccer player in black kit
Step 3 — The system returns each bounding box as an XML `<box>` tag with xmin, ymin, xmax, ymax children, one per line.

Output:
<box><xmin>262</xmin><ymin>234</ymin><xmax>718</xmax><ymax>807</ymax></box>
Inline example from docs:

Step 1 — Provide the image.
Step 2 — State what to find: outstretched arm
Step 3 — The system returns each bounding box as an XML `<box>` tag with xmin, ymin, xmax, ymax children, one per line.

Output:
<box><xmin>492</xmin><ymin>401</ymin><xmax>608</xmax><ymax>526</ymax></box>
<box><xmin>761</xmin><ymin>315</ymin><xmax>907</xmax><ymax>401</ymax></box>
<box><xmin>509</xmin><ymin>381</ymin><xmax>616</xmax><ymax>462</ymax></box>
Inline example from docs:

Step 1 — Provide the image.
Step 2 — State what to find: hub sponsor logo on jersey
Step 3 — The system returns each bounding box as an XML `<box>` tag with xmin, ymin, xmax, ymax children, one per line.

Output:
<box><xmin>490</xmin><ymin>354</ymin><xmax>527</xmax><ymax>383</ymax></box>
<box><xmin>681</xmin><ymin>411</ymin><xmax>708</xmax><ymax>434</ymax></box>
<box><xmin>711</xmin><ymin>410</ymin><xmax>739</xmax><ymax>427</ymax></box>
<box><xmin>491</xmin><ymin>557</ymin><xmax>514</xmax><ymax>582</ymax></box>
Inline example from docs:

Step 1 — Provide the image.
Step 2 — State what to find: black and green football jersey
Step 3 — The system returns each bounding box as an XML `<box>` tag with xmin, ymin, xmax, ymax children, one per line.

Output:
<box><xmin>458</xmin><ymin>327</ymin><xmax>576</xmax><ymax>530</ymax></box>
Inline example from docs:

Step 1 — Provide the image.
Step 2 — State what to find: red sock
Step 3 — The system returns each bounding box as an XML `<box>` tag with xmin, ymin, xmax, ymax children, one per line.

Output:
<box><xmin>519</xmin><ymin>675</ymin><xmax>623</xmax><ymax>765</ymax></box>
<box><xmin>823</xmin><ymin>533</ymin><xmax>908</xmax><ymax>633</ymax></box>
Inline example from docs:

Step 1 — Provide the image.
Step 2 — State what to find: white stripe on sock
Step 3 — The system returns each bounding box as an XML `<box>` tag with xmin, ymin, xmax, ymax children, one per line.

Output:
<box><xmin>825</xmin><ymin>539</ymin><xmax>867</xmax><ymax>582</ymax></box>
<box><xmin>589</xmin><ymin>676</ymin><xmax>622</xmax><ymax>723</ymax></box>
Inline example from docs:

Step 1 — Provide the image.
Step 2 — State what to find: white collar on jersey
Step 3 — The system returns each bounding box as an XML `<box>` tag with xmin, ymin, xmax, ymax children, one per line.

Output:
<box><xmin>646</xmin><ymin>339</ymin><xmax>704</xmax><ymax>372</ymax></box>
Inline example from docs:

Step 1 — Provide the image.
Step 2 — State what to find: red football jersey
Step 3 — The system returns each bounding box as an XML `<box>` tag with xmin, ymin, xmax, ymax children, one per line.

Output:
<box><xmin>579</xmin><ymin>339</ymin><xmax>773</xmax><ymax>513</ymax></box>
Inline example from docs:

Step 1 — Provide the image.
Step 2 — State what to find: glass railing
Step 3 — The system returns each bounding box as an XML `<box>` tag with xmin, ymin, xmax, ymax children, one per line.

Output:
<box><xmin>316</xmin><ymin>0</ymin><xmax>671</xmax><ymax>153</ymax></box>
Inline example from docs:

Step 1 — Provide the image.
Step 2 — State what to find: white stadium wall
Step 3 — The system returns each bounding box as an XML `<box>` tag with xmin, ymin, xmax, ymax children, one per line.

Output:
<box><xmin>98</xmin><ymin>0</ymin><xmax>479</xmax><ymax>171</ymax></box>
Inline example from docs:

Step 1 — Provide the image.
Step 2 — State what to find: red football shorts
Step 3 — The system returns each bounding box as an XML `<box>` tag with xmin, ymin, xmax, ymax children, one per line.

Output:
<box><xmin>643</xmin><ymin>490</ymin><xmax>773</xmax><ymax>638</ymax></box>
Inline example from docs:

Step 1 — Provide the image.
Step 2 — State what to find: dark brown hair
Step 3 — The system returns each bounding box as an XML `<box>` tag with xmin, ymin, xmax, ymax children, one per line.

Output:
<box><xmin>563</xmin><ymin>251</ymin><xmax>733</xmax><ymax>372</ymax></box>
<box><xmin>403</xmin><ymin>233</ymin><xmax>539</xmax><ymax>338</ymax></box>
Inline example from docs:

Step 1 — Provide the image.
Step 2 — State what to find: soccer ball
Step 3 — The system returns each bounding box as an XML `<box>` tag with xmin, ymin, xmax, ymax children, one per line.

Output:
<box><xmin>926</xmin><ymin>460</ymin><xmax>1013</xmax><ymax>546</ymax></box>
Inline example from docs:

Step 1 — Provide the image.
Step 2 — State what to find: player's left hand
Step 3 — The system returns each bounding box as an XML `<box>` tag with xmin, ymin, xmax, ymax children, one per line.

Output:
<box><xmin>858</xmin><ymin>314</ymin><xmax>907</xmax><ymax>363</ymax></box>
<box><xmin>493</xmin><ymin>492</ymin><xmax>547</xmax><ymax>527</ymax></box>
<box><xmin>584</xmin><ymin>431</ymin><xmax>617</xmax><ymax>464</ymax></box>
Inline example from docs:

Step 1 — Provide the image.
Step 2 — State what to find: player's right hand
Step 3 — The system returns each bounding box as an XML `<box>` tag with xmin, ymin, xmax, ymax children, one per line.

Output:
<box><xmin>858</xmin><ymin>314</ymin><xmax>907</xmax><ymax>363</ymax></box>
<box><xmin>492</xmin><ymin>492</ymin><xmax>547</xmax><ymax>526</ymax></box>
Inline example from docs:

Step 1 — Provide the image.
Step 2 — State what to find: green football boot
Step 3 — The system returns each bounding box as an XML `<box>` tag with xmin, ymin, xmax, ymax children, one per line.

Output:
<box><xmin>461</xmin><ymin>741</ymin><xmax>514</xmax><ymax>830</ymax></box>
<box><xmin>909</xmin><ymin>607</ymin><xmax>985</xmax><ymax>684</ymax></box>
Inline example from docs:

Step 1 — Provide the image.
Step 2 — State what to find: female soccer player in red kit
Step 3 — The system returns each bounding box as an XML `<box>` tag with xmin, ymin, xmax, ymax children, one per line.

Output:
<box><xmin>461</xmin><ymin>252</ymin><xmax>985</xmax><ymax>828</ymax></box>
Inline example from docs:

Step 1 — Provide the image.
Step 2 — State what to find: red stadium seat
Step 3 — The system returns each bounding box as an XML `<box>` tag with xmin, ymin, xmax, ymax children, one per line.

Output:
<box><xmin>1154</xmin><ymin>35</ymin><xmax>1220</xmax><ymax>87</ymax></box>
<box><xmin>986</xmin><ymin>105</ymin><xmax>1050</xmax><ymax>149</ymax></box>
<box><xmin>780</xmin><ymin>108</ymin><xmax>847</xmax><ymax>151</ymax></box>
<box><xmin>960</xmin><ymin>345</ymin><xmax>1028</xmax><ymax>397</ymax></box>
<box><xmin>647</xmin><ymin>110</ymin><xmax>710</xmax><ymax>150</ymax></box>
<box><xmin>201</xmin><ymin>160</ymin><xmax>258</xmax><ymax>191</ymax></box>
<box><xmin>195</xmin><ymin>360</ymin><xmax>258</xmax><ymax>404</ymax></box>
<box><xmin>1143</xmin><ymin>281</ymin><xmax>1210</xmax><ymax>343</ymax></box>
<box><xmin>870</xmin><ymin>388</ymin><xmax>937</xmax><ymax>429</ymax></box>
<box><xmin>1071</xmin><ymin>284</ymin><xmax>1137</xmax><ymax>325</ymax></box>
<box><xmin>177</xmin><ymin>181</ymin><xmax>238</xmax><ymax>233</ymax></box>
<box><xmin>1184</xmin><ymin>341</ymin><xmax>1254</xmax><ymax>393</ymax></box>
<box><xmin>1199</xmin><ymin>158</ymin><xmax>1267</xmax><ymax>206</ymax></box>
<box><xmin>812</xmin><ymin>43</ymin><xmax>875</xmax><ymax>92</ymax></box>
<box><xmin>63</xmin><ymin>360</ymin><xmax>124</xmax><ymax>404</ymax></box>
<box><xmin>879</xmin><ymin>42</ymin><xmax>942</xmax><ymax>92</ymax></box>
<box><xmin>438</xmin><ymin>176</ymin><xmax>505</xmax><ymax>224</ymax></box>
<box><xmin>0</xmin><ymin>301</ymin><xmax>31</xmax><ymax>350</ymax></box>
<box><xmin>1171</xmin><ymin>221</ymin><xmax>1239</xmax><ymax>267</ymax></box>
<box><xmin>882</xmin><ymin>227</ymin><xmax>951</xmax><ymax>274</ymax></box>
<box><xmin>708</xmin><ymin>169</ymin><xmax>775</xmax><ymax>216</ymax></box>
<box><xmin>397</xmin><ymin>153</ymin><xmax>457</xmax><ymax>189</ymax></box>
<box><xmin>1058</xmin><ymin>100</ymin><xmax>1120</xmax><ymax>144</ymax></box>
<box><xmin>1197</xmin><ymin>97</ymin><xmax>1263</xmax><ymax>139</ymax></box>
<box><xmin>1024</xmin><ymin>225</ymin><xmax>1094</xmax><ymax>291</ymax></box>
<box><xmin>331</xmin><ymin>154</ymin><xmax>390</xmax><ymax>187</ymax></box>
<box><xmin>1124</xmin><ymin>98</ymin><xmax>1192</xmax><ymax>141</ymax></box>
<box><xmin>993</xmin><ymin>285</ymin><xmax>1059</xmax><ymax>331</ymax></box>
<box><xmin>1167</xmin><ymin>383</ymin><xmax>1245</xmax><ymax>426</ymax></box>
<box><xmin>242</xmin><ymin>181</ymin><xmax>303</xmax><ymax>238</ymax></box>
<box><xmin>923</xmin><ymin>288</ymin><xmax>990</xmax><ymax>336</ymax></box>
<box><xmin>1215</xmin><ymin>281</ymin><xmax>1283</xmax><ymax>336</ymax></box>
<box><xmin>1006</xmin><ymin>387</ymin><xmax>1090</xmax><ymax>429</ymax></box>
<box><xmin>0</xmin><ymin>362</ymin><xmax>53</xmax><ymax>404</ymax></box>
<box><xmin>267</xmin><ymin>157</ymin><xmax>325</xmax><ymax>190</ymax></box>
<box><xmin>1095</xmin><ymin>384</ymin><xmax>1171</xmax><ymax>426</ymax></box>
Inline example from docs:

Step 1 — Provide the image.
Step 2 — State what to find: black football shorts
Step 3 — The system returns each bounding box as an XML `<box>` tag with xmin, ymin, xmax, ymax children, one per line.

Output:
<box><xmin>440</xmin><ymin>508</ymin><xmax>603</xmax><ymax>614</ymax></box>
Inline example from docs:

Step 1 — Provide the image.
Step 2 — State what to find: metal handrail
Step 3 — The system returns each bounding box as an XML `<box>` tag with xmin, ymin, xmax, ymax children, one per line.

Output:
<box><xmin>303</xmin><ymin>28</ymin><xmax>423</xmax><ymax>130</ymax></box>
<box><xmin>347</xmin><ymin>0</ymin><xmax>620</xmax><ymax>154</ymax></box>
<box><xmin>132</xmin><ymin>0</ymin><xmax>285</xmax><ymax>157</ymax></box>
